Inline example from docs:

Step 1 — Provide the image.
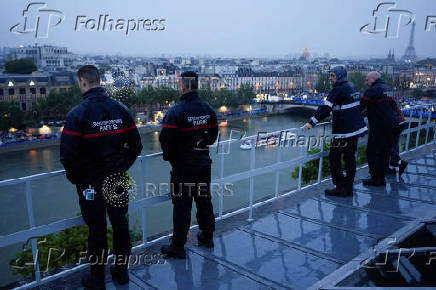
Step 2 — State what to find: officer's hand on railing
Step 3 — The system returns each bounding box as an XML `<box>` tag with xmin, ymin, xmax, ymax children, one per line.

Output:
<box><xmin>303</xmin><ymin>123</ymin><xmax>313</xmax><ymax>130</ymax></box>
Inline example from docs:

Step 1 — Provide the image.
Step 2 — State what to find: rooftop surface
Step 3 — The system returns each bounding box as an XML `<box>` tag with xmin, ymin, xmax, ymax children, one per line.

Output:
<box><xmin>34</xmin><ymin>144</ymin><xmax>436</xmax><ymax>289</ymax></box>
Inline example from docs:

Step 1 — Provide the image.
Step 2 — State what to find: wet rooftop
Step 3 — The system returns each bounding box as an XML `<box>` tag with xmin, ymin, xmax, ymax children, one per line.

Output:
<box><xmin>36</xmin><ymin>144</ymin><xmax>436</xmax><ymax>289</ymax></box>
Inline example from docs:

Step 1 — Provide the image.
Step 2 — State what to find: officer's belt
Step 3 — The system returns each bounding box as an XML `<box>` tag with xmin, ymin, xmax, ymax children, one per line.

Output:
<box><xmin>332</xmin><ymin>101</ymin><xmax>360</xmax><ymax>111</ymax></box>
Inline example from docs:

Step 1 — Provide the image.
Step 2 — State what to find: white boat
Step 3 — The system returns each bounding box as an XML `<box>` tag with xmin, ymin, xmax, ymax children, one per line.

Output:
<box><xmin>240</xmin><ymin>140</ymin><xmax>252</xmax><ymax>150</ymax></box>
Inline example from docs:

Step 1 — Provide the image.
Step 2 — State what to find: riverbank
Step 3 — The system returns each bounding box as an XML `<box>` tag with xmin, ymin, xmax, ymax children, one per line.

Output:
<box><xmin>0</xmin><ymin>125</ymin><xmax>162</xmax><ymax>154</ymax></box>
<box><xmin>0</xmin><ymin>111</ymin><xmax>277</xmax><ymax>154</ymax></box>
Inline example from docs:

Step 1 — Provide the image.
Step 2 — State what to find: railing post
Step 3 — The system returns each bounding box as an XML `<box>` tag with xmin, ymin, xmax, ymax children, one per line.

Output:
<box><xmin>25</xmin><ymin>180</ymin><xmax>41</xmax><ymax>283</ymax></box>
<box><xmin>317</xmin><ymin>125</ymin><xmax>326</xmax><ymax>184</ymax></box>
<box><xmin>415</xmin><ymin>110</ymin><xmax>423</xmax><ymax>148</ymax></box>
<box><xmin>425</xmin><ymin>105</ymin><xmax>432</xmax><ymax>144</ymax></box>
<box><xmin>248</xmin><ymin>137</ymin><xmax>256</xmax><ymax>221</ymax></box>
<box><xmin>274</xmin><ymin>134</ymin><xmax>282</xmax><ymax>198</ymax></box>
<box><xmin>297</xmin><ymin>129</ymin><xmax>306</xmax><ymax>190</ymax></box>
<box><xmin>405</xmin><ymin>109</ymin><xmax>413</xmax><ymax>152</ymax></box>
<box><xmin>218</xmin><ymin>144</ymin><xmax>225</xmax><ymax>218</ymax></box>
<box><xmin>434</xmin><ymin>120</ymin><xmax>436</xmax><ymax>144</ymax></box>
<box><xmin>140</xmin><ymin>156</ymin><xmax>148</xmax><ymax>246</ymax></box>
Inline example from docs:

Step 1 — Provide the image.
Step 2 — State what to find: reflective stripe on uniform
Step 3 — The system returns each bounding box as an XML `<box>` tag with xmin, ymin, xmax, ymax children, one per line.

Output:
<box><xmin>179</xmin><ymin>123</ymin><xmax>218</xmax><ymax>132</ymax></box>
<box><xmin>82</xmin><ymin>125</ymin><xmax>137</xmax><ymax>139</ymax></box>
<box><xmin>162</xmin><ymin>124</ymin><xmax>178</xmax><ymax>128</ymax></box>
<box><xmin>332</xmin><ymin>101</ymin><xmax>360</xmax><ymax>111</ymax></box>
<box><xmin>324</xmin><ymin>100</ymin><xmax>333</xmax><ymax>107</ymax></box>
<box><xmin>62</xmin><ymin>129</ymin><xmax>83</xmax><ymax>136</ymax></box>
<box><xmin>310</xmin><ymin>116</ymin><xmax>319</xmax><ymax>125</ymax></box>
<box><xmin>361</xmin><ymin>96</ymin><xmax>395</xmax><ymax>103</ymax></box>
<box><xmin>332</xmin><ymin>126</ymin><xmax>368</xmax><ymax>138</ymax></box>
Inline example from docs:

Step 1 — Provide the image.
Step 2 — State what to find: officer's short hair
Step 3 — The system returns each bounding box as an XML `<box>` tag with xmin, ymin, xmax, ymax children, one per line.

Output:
<box><xmin>77</xmin><ymin>65</ymin><xmax>101</xmax><ymax>85</ymax></box>
<box><xmin>180</xmin><ymin>71</ymin><xmax>198</xmax><ymax>90</ymax></box>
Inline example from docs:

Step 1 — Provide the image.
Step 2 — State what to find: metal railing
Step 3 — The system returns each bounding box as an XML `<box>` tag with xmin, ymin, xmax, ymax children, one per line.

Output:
<box><xmin>0</xmin><ymin>103</ymin><xmax>435</xmax><ymax>289</ymax></box>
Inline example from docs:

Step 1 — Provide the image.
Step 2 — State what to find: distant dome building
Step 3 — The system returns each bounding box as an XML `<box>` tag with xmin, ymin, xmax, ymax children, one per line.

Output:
<box><xmin>300</xmin><ymin>47</ymin><xmax>311</xmax><ymax>61</ymax></box>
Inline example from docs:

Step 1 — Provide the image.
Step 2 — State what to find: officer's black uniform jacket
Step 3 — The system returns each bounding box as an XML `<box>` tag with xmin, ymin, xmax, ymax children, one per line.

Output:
<box><xmin>60</xmin><ymin>87</ymin><xmax>143</xmax><ymax>185</ymax></box>
<box><xmin>361</xmin><ymin>79</ymin><xmax>399</xmax><ymax>130</ymax></box>
<box><xmin>308</xmin><ymin>72</ymin><xmax>367</xmax><ymax>138</ymax></box>
<box><xmin>159</xmin><ymin>91</ymin><xmax>219</xmax><ymax>167</ymax></box>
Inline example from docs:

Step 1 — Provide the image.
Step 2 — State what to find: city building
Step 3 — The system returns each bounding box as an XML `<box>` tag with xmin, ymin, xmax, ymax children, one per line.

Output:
<box><xmin>0</xmin><ymin>73</ymin><xmax>49</xmax><ymax>111</ymax></box>
<box><xmin>226</xmin><ymin>68</ymin><xmax>304</xmax><ymax>93</ymax></box>
<box><xmin>7</xmin><ymin>45</ymin><xmax>75</xmax><ymax>72</ymax></box>
<box><xmin>0</xmin><ymin>72</ymin><xmax>77</xmax><ymax>111</ymax></box>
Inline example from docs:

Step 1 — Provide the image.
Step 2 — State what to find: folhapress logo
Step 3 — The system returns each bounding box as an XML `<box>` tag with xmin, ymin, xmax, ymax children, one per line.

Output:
<box><xmin>74</xmin><ymin>15</ymin><xmax>166</xmax><ymax>35</ymax></box>
<box><xmin>10</xmin><ymin>2</ymin><xmax>65</xmax><ymax>39</ymax></box>
<box><xmin>10</xmin><ymin>2</ymin><xmax>166</xmax><ymax>38</ymax></box>
<box><xmin>360</xmin><ymin>2</ymin><xmax>414</xmax><ymax>38</ymax></box>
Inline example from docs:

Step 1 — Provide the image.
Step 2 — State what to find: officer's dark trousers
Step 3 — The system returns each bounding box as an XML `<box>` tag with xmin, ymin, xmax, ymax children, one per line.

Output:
<box><xmin>170</xmin><ymin>165</ymin><xmax>215</xmax><ymax>247</ymax></box>
<box><xmin>390</xmin><ymin>124</ymin><xmax>407</xmax><ymax>167</ymax></box>
<box><xmin>76</xmin><ymin>183</ymin><xmax>132</xmax><ymax>277</ymax></box>
<box><xmin>329</xmin><ymin>136</ymin><xmax>358</xmax><ymax>188</ymax></box>
<box><xmin>367</xmin><ymin>128</ymin><xmax>395</xmax><ymax>180</ymax></box>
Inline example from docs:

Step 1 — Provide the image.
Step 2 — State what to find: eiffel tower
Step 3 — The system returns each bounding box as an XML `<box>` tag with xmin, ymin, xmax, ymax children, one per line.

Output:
<box><xmin>402</xmin><ymin>21</ymin><xmax>417</xmax><ymax>62</ymax></box>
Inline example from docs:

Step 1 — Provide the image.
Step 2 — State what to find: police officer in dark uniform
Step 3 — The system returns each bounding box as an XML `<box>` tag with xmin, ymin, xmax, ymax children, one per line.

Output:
<box><xmin>304</xmin><ymin>66</ymin><xmax>367</xmax><ymax>196</ymax></box>
<box><xmin>361</xmin><ymin>71</ymin><xmax>399</xmax><ymax>186</ymax></box>
<box><xmin>60</xmin><ymin>65</ymin><xmax>143</xmax><ymax>289</ymax></box>
<box><xmin>159</xmin><ymin>71</ymin><xmax>219</xmax><ymax>258</ymax></box>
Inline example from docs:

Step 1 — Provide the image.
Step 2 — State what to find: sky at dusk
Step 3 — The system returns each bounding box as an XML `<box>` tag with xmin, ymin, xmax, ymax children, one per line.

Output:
<box><xmin>1</xmin><ymin>0</ymin><xmax>435</xmax><ymax>58</ymax></box>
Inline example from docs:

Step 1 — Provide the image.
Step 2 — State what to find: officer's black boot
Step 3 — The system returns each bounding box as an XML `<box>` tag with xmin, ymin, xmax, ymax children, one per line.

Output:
<box><xmin>161</xmin><ymin>237</ymin><xmax>186</xmax><ymax>259</ymax></box>
<box><xmin>110</xmin><ymin>265</ymin><xmax>129</xmax><ymax>285</ymax></box>
<box><xmin>399</xmin><ymin>160</ymin><xmax>408</xmax><ymax>177</ymax></box>
<box><xmin>324</xmin><ymin>186</ymin><xmax>352</xmax><ymax>197</ymax></box>
<box><xmin>362</xmin><ymin>177</ymin><xmax>386</xmax><ymax>186</ymax></box>
<box><xmin>197</xmin><ymin>231</ymin><xmax>214</xmax><ymax>248</ymax></box>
